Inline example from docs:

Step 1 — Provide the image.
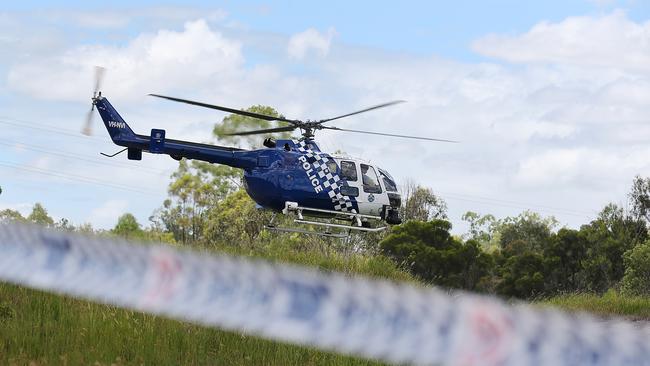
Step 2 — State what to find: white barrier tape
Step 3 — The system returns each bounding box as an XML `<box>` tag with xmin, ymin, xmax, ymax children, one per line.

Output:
<box><xmin>0</xmin><ymin>223</ymin><xmax>649</xmax><ymax>365</ymax></box>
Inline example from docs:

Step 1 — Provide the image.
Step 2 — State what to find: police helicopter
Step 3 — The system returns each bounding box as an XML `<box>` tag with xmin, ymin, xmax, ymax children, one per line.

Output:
<box><xmin>84</xmin><ymin>68</ymin><xmax>456</xmax><ymax>237</ymax></box>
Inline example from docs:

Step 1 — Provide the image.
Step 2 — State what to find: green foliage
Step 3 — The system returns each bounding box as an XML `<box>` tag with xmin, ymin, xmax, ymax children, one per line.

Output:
<box><xmin>203</xmin><ymin>189</ymin><xmax>273</xmax><ymax>247</ymax></box>
<box><xmin>496</xmin><ymin>252</ymin><xmax>546</xmax><ymax>298</ymax></box>
<box><xmin>400</xmin><ymin>181</ymin><xmax>447</xmax><ymax>221</ymax></box>
<box><xmin>54</xmin><ymin>218</ymin><xmax>76</xmax><ymax>232</ymax></box>
<box><xmin>540</xmin><ymin>290</ymin><xmax>650</xmax><ymax>320</ymax></box>
<box><xmin>156</xmin><ymin>159</ymin><xmax>241</xmax><ymax>244</ymax></box>
<box><xmin>621</xmin><ymin>240</ymin><xmax>650</xmax><ymax>296</ymax></box>
<box><xmin>578</xmin><ymin>203</ymin><xmax>646</xmax><ymax>292</ymax></box>
<box><xmin>27</xmin><ymin>203</ymin><xmax>54</xmax><ymax>227</ymax></box>
<box><xmin>0</xmin><ymin>283</ymin><xmax>382</xmax><ymax>366</ymax></box>
<box><xmin>498</xmin><ymin>211</ymin><xmax>557</xmax><ymax>254</ymax></box>
<box><xmin>461</xmin><ymin>211</ymin><xmax>499</xmax><ymax>249</ymax></box>
<box><xmin>0</xmin><ymin>301</ymin><xmax>16</xmax><ymax>322</ymax></box>
<box><xmin>112</xmin><ymin>213</ymin><xmax>142</xmax><ymax>239</ymax></box>
<box><xmin>543</xmin><ymin>228</ymin><xmax>589</xmax><ymax>293</ymax></box>
<box><xmin>630</xmin><ymin>175</ymin><xmax>650</xmax><ymax>223</ymax></box>
<box><xmin>213</xmin><ymin>105</ymin><xmax>293</xmax><ymax>148</ymax></box>
<box><xmin>379</xmin><ymin>220</ymin><xmax>492</xmax><ymax>290</ymax></box>
<box><xmin>0</xmin><ymin>209</ymin><xmax>26</xmax><ymax>223</ymax></box>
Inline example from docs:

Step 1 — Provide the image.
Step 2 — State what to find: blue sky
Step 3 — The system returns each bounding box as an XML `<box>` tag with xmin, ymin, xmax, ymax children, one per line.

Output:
<box><xmin>1</xmin><ymin>1</ymin><xmax>650</xmax><ymax>232</ymax></box>
<box><xmin>7</xmin><ymin>0</ymin><xmax>649</xmax><ymax>58</ymax></box>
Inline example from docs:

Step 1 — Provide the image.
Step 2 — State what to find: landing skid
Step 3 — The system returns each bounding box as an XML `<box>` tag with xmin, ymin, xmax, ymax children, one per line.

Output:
<box><xmin>265</xmin><ymin>202</ymin><xmax>387</xmax><ymax>238</ymax></box>
<box><xmin>265</xmin><ymin>225</ymin><xmax>349</xmax><ymax>239</ymax></box>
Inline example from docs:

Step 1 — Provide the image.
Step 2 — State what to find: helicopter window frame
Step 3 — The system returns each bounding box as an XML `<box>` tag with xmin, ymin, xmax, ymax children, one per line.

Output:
<box><xmin>340</xmin><ymin>161</ymin><xmax>358</xmax><ymax>182</ymax></box>
<box><xmin>378</xmin><ymin>168</ymin><xmax>398</xmax><ymax>192</ymax></box>
<box><xmin>326</xmin><ymin>160</ymin><xmax>338</xmax><ymax>175</ymax></box>
<box><xmin>360</xmin><ymin>164</ymin><xmax>382</xmax><ymax>194</ymax></box>
<box><xmin>340</xmin><ymin>185</ymin><xmax>359</xmax><ymax>197</ymax></box>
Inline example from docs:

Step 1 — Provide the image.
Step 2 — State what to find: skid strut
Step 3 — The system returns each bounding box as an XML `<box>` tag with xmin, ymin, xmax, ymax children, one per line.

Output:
<box><xmin>265</xmin><ymin>202</ymin><xmax>387</xmax><ymax>238</ymax></box>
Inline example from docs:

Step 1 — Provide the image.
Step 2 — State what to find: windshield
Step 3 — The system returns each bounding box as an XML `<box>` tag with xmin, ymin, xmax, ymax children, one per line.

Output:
<box><xmin>378</xmin><ymin>168</ymin><xmax>398</xmax><ymax>192</ymax></box>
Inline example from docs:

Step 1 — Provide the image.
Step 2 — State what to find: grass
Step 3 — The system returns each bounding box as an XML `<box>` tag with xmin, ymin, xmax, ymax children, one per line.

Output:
<box><xmin>0</xmin><ymin>283</ymin><xmax>390</xmax><ymax>365</ymax></box>
<box><xmin>215</xmin><ymin>239</ymin><xmax>417</xmax><ymax>283</ymax></box>
<box><xmin>539</xmin><ymin>290</ymin><xmax>650</xmax><ymax>320</ymax></box>
<box><xmin>7</xmin><ymin>230</ymin><xmax>650</xmax><ymax>365</ymax></box>
<box><xmin>0</xmin><ymin>239</ymin><xmax>405</xmax><ymax>366</ymax></box>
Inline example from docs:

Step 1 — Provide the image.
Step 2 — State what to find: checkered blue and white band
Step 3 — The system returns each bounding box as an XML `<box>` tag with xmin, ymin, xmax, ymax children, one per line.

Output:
<box><xmin>294</xmin><ymin>140</ymin><xmax>358</xmax><ymax>213</ymax></box>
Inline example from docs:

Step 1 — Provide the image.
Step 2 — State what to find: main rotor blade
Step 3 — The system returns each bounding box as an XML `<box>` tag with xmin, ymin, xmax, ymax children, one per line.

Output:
<box><xmin>316</xmin><ymin>100</ymin><xmax>406</xmax><ymax>124</ymax></box>
<box><xmin>322</xmin><ymin>126</ymin><xmax>459</xmax><ymax>143</ymax></box>
<box><xmin>224</xmin><ymin>126</ymin><xmax>297</xmax><ymax>136</ymax></box>
<box><xmin>149</xmin><ymin>94</ymin><xmax>299</xmax><ymax>124</ymax></box>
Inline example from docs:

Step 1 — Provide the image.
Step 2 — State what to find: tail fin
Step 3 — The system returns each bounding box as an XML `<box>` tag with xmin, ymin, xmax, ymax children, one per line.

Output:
<box><xmin>94</xmin><ymin>96</ymin><xmax>137</xmax><ymax>142</ymax></box>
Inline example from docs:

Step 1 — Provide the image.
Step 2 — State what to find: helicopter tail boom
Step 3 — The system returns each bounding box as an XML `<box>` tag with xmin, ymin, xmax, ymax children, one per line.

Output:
<box><xmin>94</xmin><ymin>96</ymin><xmax>258</xmax><ymax>169</ymax></box>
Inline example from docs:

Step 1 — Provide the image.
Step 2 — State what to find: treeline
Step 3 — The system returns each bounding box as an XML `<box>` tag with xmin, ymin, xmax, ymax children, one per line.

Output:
<box><xmin>381</xmin><ymin>206</ymin><xmax>647</xmax><ymax>299</ymax></box>
<box><xmin>4</xmin><ymin>173</ymin><xmax>650</xmax><ymax>300</ymax></box>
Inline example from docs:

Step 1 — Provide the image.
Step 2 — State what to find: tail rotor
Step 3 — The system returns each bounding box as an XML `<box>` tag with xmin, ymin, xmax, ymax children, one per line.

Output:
<box><xmin>82</xmin><ymin>66</ymin><xmax>106</xmax><ymax>136</ymax></box>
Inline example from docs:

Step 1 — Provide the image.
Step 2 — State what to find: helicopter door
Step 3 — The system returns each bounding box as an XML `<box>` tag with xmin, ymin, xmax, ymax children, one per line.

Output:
<box><xmin>337</xmin><ymin>159</ymin><xmax>361</xmax><ymax>203</ymax></box>
<box><xmin>358</xmin><ymin>163</ymin><xmax>386</xmax><ymax>216</ymax></box>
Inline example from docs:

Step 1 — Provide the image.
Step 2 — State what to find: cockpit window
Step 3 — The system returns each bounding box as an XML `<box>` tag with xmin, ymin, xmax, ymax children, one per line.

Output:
<box><xmin>361</xmin><ymin>164</ymin><xmax>382</xmax><ymax>194</ymax></box>
<box><xmin>326</xmin><ymin>160</ymin><xmax>338</xmax><ymax>174</ymax></box>
<box><xmin>340</xmin><ymin>161</ymin><xmax>357</xmax><ymax>181</ymax></box>
<box><xmin>378</xmin><ymin>168</ymin><xmax>398</xmax><ymax>192</ymax></box>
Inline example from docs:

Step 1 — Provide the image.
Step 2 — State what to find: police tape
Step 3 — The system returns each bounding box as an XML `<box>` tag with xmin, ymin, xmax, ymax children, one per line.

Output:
<box><xmin>0</xmin><ymin>223</ymin><xmax>649</xmax><ymax>365</ymax></box>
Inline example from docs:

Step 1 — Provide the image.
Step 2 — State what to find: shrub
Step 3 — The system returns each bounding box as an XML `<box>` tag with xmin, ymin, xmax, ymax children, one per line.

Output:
<box><xmin>621</xmin><ymin>240</ymin><xmax>650</xmax><ymax>296</ymax></box>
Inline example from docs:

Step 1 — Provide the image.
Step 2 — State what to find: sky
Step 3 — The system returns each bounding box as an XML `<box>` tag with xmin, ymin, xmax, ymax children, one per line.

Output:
<box><xmin>1</xmin><ymin>0</ymin><xmax>649</xmax><ymax>233</ymax></box>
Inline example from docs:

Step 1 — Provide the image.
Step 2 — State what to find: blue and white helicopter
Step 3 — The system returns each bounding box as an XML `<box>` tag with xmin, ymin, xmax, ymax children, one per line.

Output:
<box><xmin>84</xmin><ymin>68</ymin><xmax>456</xmax><ymax>237</ymax></box>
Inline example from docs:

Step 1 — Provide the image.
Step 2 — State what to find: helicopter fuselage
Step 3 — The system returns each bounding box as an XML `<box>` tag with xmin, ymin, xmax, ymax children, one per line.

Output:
<box><xmin>95</xmin><ymin>96</ymin><xmax>402</xmax><ymax>224</ymax></box>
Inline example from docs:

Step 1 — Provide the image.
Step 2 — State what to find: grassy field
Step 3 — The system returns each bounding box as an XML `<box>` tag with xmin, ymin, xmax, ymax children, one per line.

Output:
<box><xmin>0</xmin><ymin>283</ymin><xmax>389</xmax><ymax>366</ymax></box>
<box><xmin>539</xmin><ymin>290</ymin><xmax>650</xmax><ymax>320</ymax></box>
<box><xmin>0</xmin><ymin>241</ymin><xmax>409</xmax><ymax>366</ymax></box>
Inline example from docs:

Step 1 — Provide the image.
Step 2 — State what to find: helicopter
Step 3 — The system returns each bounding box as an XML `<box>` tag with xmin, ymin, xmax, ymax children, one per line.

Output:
<box><xmin>84</xmin><ymin>68</ymin><xmax>456</xmax><ymax>237</ymax></box>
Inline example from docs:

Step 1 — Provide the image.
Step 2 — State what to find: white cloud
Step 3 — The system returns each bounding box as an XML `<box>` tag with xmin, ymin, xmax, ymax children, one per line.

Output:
<box><xmin>287</xmin><ymin>27</ymin><xmax>336</xmax><ymax>60</ymax></box>
<box><xmin>472</xmin><ymin>11</ymin><xmax>650</xmax><ymax>72</ymax></box>
<box><xmin>8</xmin><ymin>19</ymin><xmax>243</xmax><ymax>101</ymax></box>
<box><xmin>88</xmin><ymin>200</ymin><xmax>129</xmax><ymax>229</ymax></box>
<box><xmin>515</xmin><ymin>147</ymin><xmax>650</xmax><ymax>188</ymax></box>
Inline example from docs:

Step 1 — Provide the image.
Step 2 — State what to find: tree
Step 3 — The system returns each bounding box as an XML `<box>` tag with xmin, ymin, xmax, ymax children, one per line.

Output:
<box><xmin>496</xmin><ymin>252</ymin><xmax>546</xmax><ymax>299</ymax></box>
<box><xmin>498</xmin><ymin>211</ymin><xmax>557</xmax><ymax>254</ymax></box>
<box><xmin>462</xmin><ymin>211</ymin><xmax>499</xmax><ymax>249</ymax></box>
<box><xmin>27</xmin><ymin>203</ymin><xmax>54</xmax><ymax>227</ymax></box>
<box><xmin>76</xmin><ymin>223</ymin><xmax>95</xmax><ymax>235</ymax></box>
<box><xmin>380</xmin><ymin>220</ymin><xmax>492</xmax><ymax>290</ymax></box>
<box><xmin>579</xmin><ymin>203</ymin><xmax>647</xmax><ymax>292</ymax></box>
<box><xmin>621</xmin><ymin>240</ymin><xmax>650</xmax><ymax>296</ymax></box>
<box><xmin>112</xmin><ymin>213</ymin><xmax>142</xmax><ymax>239</ymax></box>
<box><xmin>55</xmin><ymin>218</ymin><xmax>75</xmax><ymax>232</ymax></box>
<box><xmin>543</xmin><ymin>228</ymin><xmax>588</xmax><ymax>293</ymax></box>
<box><xmin>213</xmin><ymin>105</ymin><xmax>293</xmax><ymax>148</ymax></box>
<box><xmin>156</xmin><ymin>159</ymin><xmax>240</xmax><ymax>244</ymax></box>
<box><xmin>629</xmin><ymin>175</ymin><xmax>650</xmax><ymax>223</ymax></box>
<box><xmin>0</xmin><ymin>209</ymin><xmax>25</xmax><ymax>223</ymax></box>
<box><xmin>400</xmin><ymin>180</ymin><xmax>447</xmax><ymax>222</ymax></box>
